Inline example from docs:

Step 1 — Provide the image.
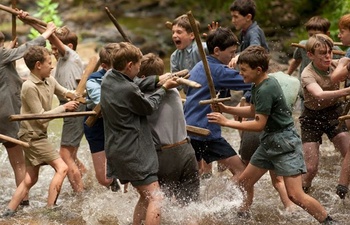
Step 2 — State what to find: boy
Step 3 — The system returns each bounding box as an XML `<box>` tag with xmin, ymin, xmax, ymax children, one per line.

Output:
<box><xmin>207</xmin><ymin>45</ymin><xmax>335</xmax><ymax>224</ymax></box>
<box><xmin>83</xmin><ymin>43</ymin><xmax>120</xmax><ymax>191</ymax></box>
<box><xmin>229</xmin><ymin>0</ymin><xmax>269</xmax><ymax>68</ymax></box>
<box><xmin>0</xmin><ymin>14</ymin><xmax>58</xmax><ymax>206</ymax></box>
<box><xmin>138</xmin><ymin>53</ymin><xmax>199</xmax><ymax>205</ymax></box>
<box><xmin>287</xmin><ymin>16</ymin><xmax>342</xmax><ymax>76</ymax></box>
<box><xmin>50</xmin><ymin>26</ymin><xmax>85</xmax><ymax>193</ymax></box>
<box><xmin>183</xmin><ymin>27</ymin><xmax>251</xmax><ymax>193</ymax></box>
<box><xmin>100</xmin><ymin>42</ymin><xmax>180</xmax><ymax>225</ymax></box>
<box><xmin>170</xmin><ymin>14</ymin><xmax>212</xmax><ymax>176</ymax></box>
<box><xmin>1</xmin><ymin>45</ymin><xmax>80</xmax><ymax>218</ymax></box>
<box><xmin>301</xmin><ymin>34</ymin><xmax>350</xmax><ymax>199</ymax></box>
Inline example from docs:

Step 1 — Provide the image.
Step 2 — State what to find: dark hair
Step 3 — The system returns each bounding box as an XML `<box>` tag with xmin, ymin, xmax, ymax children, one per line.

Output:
<box><xmin>230</xmin><ymin>0</ymin><xmax>256</xmax><ymax>20</ymax></box>
<box><xmin>305</xmin><ymin>16</ymin><xmax>330</xmax><ymax>34</ymax></box>
<box><xmin>138</xmin><ymin>53</ymin><xmax>164</xmax><ymax>78</ymax></box>
<box><xmin>206</xmin><ymin>27</ymin><xmax>239</xmax><ymax>54</ymax></box>
<box><xmin>237</xmin><ymin>45</ymin><xmax>269</xmax><ymax>72</ymax></box>
<box><xmin>55</xmin><ymin>26</ymin><xmax>78</xmax><ymax>50</ymax></box>
<box><xmin>24</xmin><ymin>46</ymin><xmax>50</xmax><ymax>70</ymax></box>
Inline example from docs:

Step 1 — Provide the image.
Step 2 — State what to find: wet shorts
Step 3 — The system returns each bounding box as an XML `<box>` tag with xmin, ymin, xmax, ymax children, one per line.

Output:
<box><xmin>250</xmin><ymin>126</ymin><xmax>306</xmax><ymax>176</ymax></box>
<box><xmin>299</xmin><ymin>103</ymin><xmax>348</xmax><ymax>143</ymax></box>
<box><xmin>190</xmin><ymin>137</ymin><xmax>237</xmax><ymax>164</ymax></box>
<box><xmin>84</xmin><ymin>116</ymin><xmax>104</xmax><ymax>153</ymax></box>
<box><xmin>60</xmin><ymin>102</ymin><xmax>85</xmax><ymax>147</ymax></box>
<box><xmin>120</xmin><ymin>173</ymin><xmax>158</xmax><ymax>187</ymax></box>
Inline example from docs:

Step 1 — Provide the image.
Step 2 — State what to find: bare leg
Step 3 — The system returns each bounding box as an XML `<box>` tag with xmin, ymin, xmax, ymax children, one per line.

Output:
<box><xmin>91</xmin><ymin>151</ymin><xmax>112</xmax><ymax>187</ymax></box>
<box><xmin>218</xmin><ymin>155</ymin><xmax>246</xmax><ymax>182</ymax></box>
<box><xmin>238</xmin><ymin>163</ymin><xmax>267</xmax><ymax>212</ymax></box>
<box><xmin>284</xmin><ymin>175</ymin><xmax>328</xmax><ymax>222</ymax></box>
<box><xmin>7</xmin><ymin>165</ymin><xmax>40</xmax><ymax>211</ymax></box>
<box><xmin>5</xmin><ymin>144</ymin><xmax>28</xmax><ymax>201</ymax></box>
<box><xmin>301</xmin><ymin>142</ymin><xmax>320</xmax><ymax>189</ymax></box>
<box><xmin>133</xmin><ymin>181</ymin><xmax>163</xmax><ymax>225</ymax></box>
<box><xmin>47</xmin><ymin>158</ymin><xmax>68</xmax><ymax>206</ymax></box>
<box><xmin>269</xmin><ymin>171</ymin><xmax>296</xmax><ymax>210</ymax></box>
<box><xmin>60</xmin><ymin>145</ymin><xmax>84</xmax><ymax>192</ymax></box>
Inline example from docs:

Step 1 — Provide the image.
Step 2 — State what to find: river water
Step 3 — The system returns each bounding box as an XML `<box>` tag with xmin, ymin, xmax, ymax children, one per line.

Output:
<box><xmin>1</xmin><ymin>98</ymin><xmax>350</xmax><ymax>225</ymax></box>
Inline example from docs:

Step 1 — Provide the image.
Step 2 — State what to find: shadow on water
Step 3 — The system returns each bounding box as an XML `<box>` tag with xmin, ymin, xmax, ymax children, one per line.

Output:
<box><xmin>1</xmin><ymin>99</ymin><xmax>350</xmax><ymax>225</ymax></box>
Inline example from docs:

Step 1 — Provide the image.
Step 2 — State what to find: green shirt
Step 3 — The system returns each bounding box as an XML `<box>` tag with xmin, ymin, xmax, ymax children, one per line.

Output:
<box><xmin>252</xmin><ymin>76</ymin><xmax>293</xmax><ymax>133</ymax></box>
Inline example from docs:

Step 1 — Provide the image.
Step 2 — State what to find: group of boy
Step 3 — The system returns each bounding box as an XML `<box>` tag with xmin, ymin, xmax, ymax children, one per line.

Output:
<box><xmin>1</xmin><ymin>0</ymin><xmax>350</xmax><ymax>224</ymax></box>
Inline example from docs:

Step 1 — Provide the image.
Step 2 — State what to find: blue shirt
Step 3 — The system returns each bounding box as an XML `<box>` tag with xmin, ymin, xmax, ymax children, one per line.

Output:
<box><xmin>184</xmin><ymin>56</ymin><xmax>251</xmax><ymax>141</ymax></box>
<box><xmin>239</xmin><ymin>21</ymin><xmax>269</xmax><ymax>52</ymax></box>
<box><xmin>86</xmin><ymin>69</ymin><xmax>106</xmax><ymax>109</ymax></box>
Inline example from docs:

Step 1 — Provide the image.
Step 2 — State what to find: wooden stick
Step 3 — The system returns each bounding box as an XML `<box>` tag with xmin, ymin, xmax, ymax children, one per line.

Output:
<box><xmin>199</xmin><ymin>97</ymin><xmax>231</xmax><ymax>105</ymax></box>
<box><xmin>0</xmin><ymin>134</ymin><xmax>29</xmax><ymax>148</ymax></box>
<box><xmin>105</xmin><ymin>6</ymin><xmax>132</xmax><ymax>43</ymax></box>
<box><xmin>84</xmin><ymin>104</ymin><xmax>101</xmax><ymax>127</ymax></box>
<box><xmin>9</xmin><ymin>111</ymin><xmax>96</xmax><ymax>121</ymax></box>
<box><xmin>85</xmin><ymin>6</ymin><xmax>132</xmax><ymax>127</ymax></box>
<box><xmin>291</xmin><ymin>43</ymin><xmax>345</xmax><ymax>56</ymax></box>
<box><xmin>11</xmin><ymin>0</ymin><xmax>16</xmax><ymax>42</ymax></box>
<box><xmin>157</xmin><ymin>69</ymin><xmax>189</xmax><ymax>86</ymax></box>
<box><xmin>187</xmin><ymin>11</ymin><xmax>219</xmax><ymax>112</ymax></box>
<box><xmin>73</xmin><ymin>56</ymin><xmax>99</xmax><ymax>104</ymax></box>
<box><xmin>186</xmin><ymin>125</ymin><xmax>210</xmax><ymax>137</ymax></box>
<box><xmin>176</xmin><ymin>77</ymin><xmax>201</xmax><ymax>88</ymax></box>
<box><xmin>237</xmin><ymin>96</ymin><xmax>246</xmax><ymax>123</ymax></box>
<box><xmin>0</xmin><ymin>4</ymin><xmax>47</xmax><ymax>27</ymax></box>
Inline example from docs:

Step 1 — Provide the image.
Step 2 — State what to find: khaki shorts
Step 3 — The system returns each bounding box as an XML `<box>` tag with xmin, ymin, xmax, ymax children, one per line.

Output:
<box><xmin>20</xmin><ymin>135</ymin><xmax>60</xmax><ymax>167</ymax></box>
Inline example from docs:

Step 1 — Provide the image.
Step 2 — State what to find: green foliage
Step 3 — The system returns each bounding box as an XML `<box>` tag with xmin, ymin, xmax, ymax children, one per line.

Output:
<box><xmin>28</xmin><ymin>0</ymin><xmax>63</xmax><ymax>40</ymax></box>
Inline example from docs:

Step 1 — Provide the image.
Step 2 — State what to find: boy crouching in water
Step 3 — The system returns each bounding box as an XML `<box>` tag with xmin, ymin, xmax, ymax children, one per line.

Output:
<box><xmin>207</xmin><ymin>45</ymin><xmax>336</xmax><ymax>224</ymax></box>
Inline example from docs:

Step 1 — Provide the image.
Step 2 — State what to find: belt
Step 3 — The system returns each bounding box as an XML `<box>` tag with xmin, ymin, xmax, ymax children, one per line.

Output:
<box><xmin>160</xmin><ymin>138</ymin><xmax>189</xmax><ymax>150</ymax></box>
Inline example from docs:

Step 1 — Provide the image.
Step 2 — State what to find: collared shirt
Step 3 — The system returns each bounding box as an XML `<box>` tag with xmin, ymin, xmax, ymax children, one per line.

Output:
<box><xmin>18</xmin><ymin>73</ymin><xmax>67</xmax><ymax>138</ymax></box>
<box><xmin>86</xmin><ymin>69</ymin><xmax>106</xmax><ymax>109</ymax></box>
<box><xmin>170</xmin><ymin>41</ymin><xmax>208</xmax><ymax>73</ymax></box>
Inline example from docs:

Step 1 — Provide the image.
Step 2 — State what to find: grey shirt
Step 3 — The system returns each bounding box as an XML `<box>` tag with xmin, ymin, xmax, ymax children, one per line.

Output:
<box><xmin>101</xmin><ymin>69</ymin><xmax>166</xmax><ymax>181</ymax></box>
<box><xmin>0</xmin><ymin>36</ymin><xmax>46</xmax><ymax>139</ymax></box>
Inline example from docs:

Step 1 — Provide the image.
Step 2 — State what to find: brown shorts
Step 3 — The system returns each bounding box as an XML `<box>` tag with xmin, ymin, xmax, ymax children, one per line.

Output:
<box><xmin>20</xmin><ymin>135</ymin><xmax>60</xmax><ymax>166</ymax></box>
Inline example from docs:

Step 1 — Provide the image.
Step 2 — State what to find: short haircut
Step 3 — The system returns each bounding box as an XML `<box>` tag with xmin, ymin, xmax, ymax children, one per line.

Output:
<box><xmin>55</xmin><ymin>26</ymin><xmax>78</xmax><ymax>50</ymax></box>
<box><xmin>206</xmin><ymin>27</ymin><xmax>239</xmax><ymax>54</ymax></box>
<box><xmin>23</xmin><ymin>46</ymin><xmax>50</xmax><ymax>70</ymax></box>
<box><xmin>305</xmin><ymin>33</ymin><xmax>333</xmax><ymax>54</ymax></box>
<box><xmin>99</xmin><ymin>43</ymin><xmax>119</xmax><ymax>66</ymax></box>
<box><xmin>237</xmin><ymin>45</ymin><xmax>269</xmax><ymax>72</ymax></box>
<box><xmin>230</xmin><ymin>0</ymin><xmax>256</xmax><ymax>20</ymax></box>
<box><xmin>339</xmin><ymin>14</ymin><xmax>350</xmax><ymax>30</ymax></box>
<box><xmin>305</xmin><ymin>16</ymin><xmax>330</xmax><ymax>34</ymax></box>
<box><xmin>138</xmin><ymin>53</ymin><xmax>164</xmax><ymax>78</ymax></box>
<box><xmin>172</xmin><ymin>14</ymin><xmax>200</xmax><ymax>34</ymax></box>
<box><xmin>111</xmin><ymin>42</ymin><xmax>143</xmax><ymax>71</ymax></box>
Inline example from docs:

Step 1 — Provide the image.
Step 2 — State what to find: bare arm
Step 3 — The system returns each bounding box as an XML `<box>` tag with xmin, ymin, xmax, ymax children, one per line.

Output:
<box><xmin>216</xmin><ymin>102</ymin><xmax>255</xmax><ymax>118</ymax></box>
<box><xmin>306</xmin><ymin>82</ymin><xmax>350</xmax><ymax>100</ymax></box>
<box><xmin>207</xmin><ymin>112</ymin><xmax>268</xmax><ymax>132</ymax></box>
<box><xmin>286</xmin><ymin>58</ymin><xmax>302</xmax><ymax>75</ymax></box>
<box><xmin>331</xmin><ymin>57</ymin><xmax>350</xmax><ymax>83</ymax></box>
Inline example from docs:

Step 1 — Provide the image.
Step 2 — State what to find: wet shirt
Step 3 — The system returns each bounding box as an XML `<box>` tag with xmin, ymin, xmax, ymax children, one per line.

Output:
<box><xmin>301</xmin><ymin>61</ymin><xmax>339</xmax><ymax>110</ymax></box>
<box><xmin>101</xmin><ymin>69</ymin><xmax>166</xmax><ymax>181</ymax></box>
<box><xmin>251</xmin><ymin>76</ymin><xmax>293</xmax><ymax>133</ymax></box>
<box><xmin>184</xmin><ymin>55</ymin><xmax>251</xmax><ymax>141</ymax></box>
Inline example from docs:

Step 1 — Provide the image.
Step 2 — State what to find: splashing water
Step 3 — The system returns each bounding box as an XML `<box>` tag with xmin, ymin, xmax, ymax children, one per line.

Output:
<box><xmin>1</xmin><ymin>99</ymin><xmax>349</xmax><ymax>224</ymax></box>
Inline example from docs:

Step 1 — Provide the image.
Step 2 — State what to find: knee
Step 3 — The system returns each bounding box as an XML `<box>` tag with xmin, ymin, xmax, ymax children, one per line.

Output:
<box><xmin>58</xmin><ymin>164</ymin><xmax>68</xmax><ymax>176</ymax></box>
